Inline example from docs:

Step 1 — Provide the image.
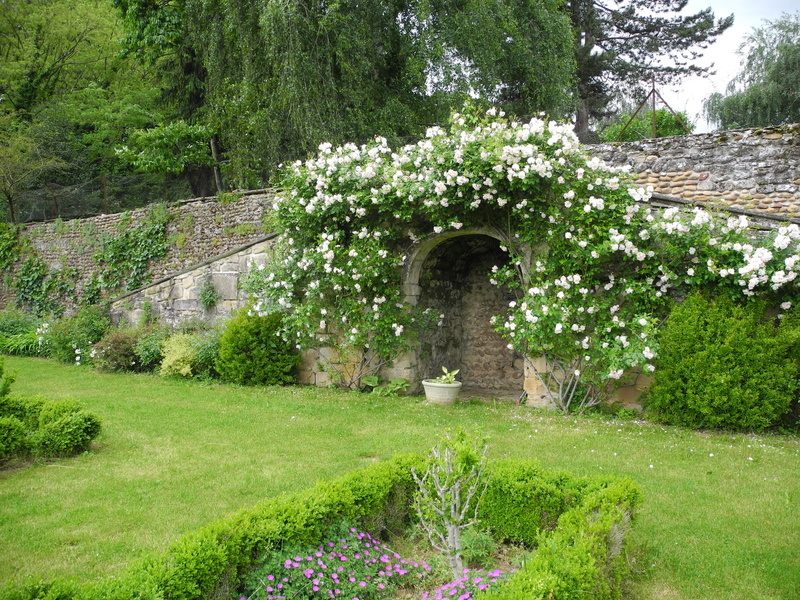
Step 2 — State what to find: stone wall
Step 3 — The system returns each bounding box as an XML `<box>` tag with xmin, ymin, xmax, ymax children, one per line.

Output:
<box><xmin>1</xmin><ymin>191</ymin><xmax>274</xmax><ymax>309</ymax></box>
<box><xmin>4</xmin><ymin>125</ymin><xmax>800</xmax><ymax>402</ymax></box>
<box><xmin>110</xmin><ymin>237</ymin><xmax>276</xmax><ymax>328</ymax></box>
<box><xmin>590</xmin><ymin>123</ymin><xmax>800</xmax><ymax>216</ymax></box>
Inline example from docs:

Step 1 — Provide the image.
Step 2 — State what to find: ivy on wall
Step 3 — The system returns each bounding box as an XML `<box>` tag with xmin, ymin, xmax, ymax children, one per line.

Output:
<box><xmin>14</xmin><ymin>256</ymin><xmax>76</xmax><ymax>317</ymax></box>
<box><xmin>91</xmin><ymin>204</ymin><xmax>170</xmax><ymax>293</ymax></box>
<box><xmin>0</xmin><ymin>223</ymin><xmax>19</xmax><ymax>274</ymax></box>
<box><xmin>0</xmin><ymin>203</ymin><xmax>172</xmax><ymax>313</ymax></box>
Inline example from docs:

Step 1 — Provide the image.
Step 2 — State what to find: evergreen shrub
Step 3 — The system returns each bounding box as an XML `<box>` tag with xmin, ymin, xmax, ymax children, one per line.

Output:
<box><xmin>38</xmin><ymin>398</ymin><xmax>86</xmax><ymax>426</ymax></box>
<box><xmin>646</xmin><ymin>293</ymin><xmax>800</xmax><ymax>431</ymax></box>
<box><xmin>0</xmin><ymin>416</ymin><xmax>27</xmax><ymax>460</ymax></box>
<box><xmin>190</xmin><ymin>328</ymin><xmax>222</xmax><ymax>379</ymax></box>
<box><xmin>216</xmin><ymin>310</ymin><xmax>297</xmax><ymax>386</ymax></box>
<box><xmin>0</xmin><ymin>395</ymin><xmax>101</xmax><ymax>460</ymax></box>
<box><xmin>134</xmin><ymin>327</ymin><xmax>170</xmax><ymax>372</ymax></box>
<box><xmin>0</xmin><ymin>456</ymin><xmax>641</xmax><ymax>600</ymax></box>
<box><xmin>0</xmin><ymin>395</ymin><xmax>45</xmax><ymax>429</ymax></box>
<box><xmin>478</xmin><ymin>461</ymin><xmax>579</xmax><ymax>546</ymax></box>
<box><xmin>157</xmin><ymin>329</ymin><xmax>222</xmax><ymax>380</ymax></box>
<box><xmin>33</xmin><ymin>411</ymin><xmax>102</xmax><ymax>457</ymax></box>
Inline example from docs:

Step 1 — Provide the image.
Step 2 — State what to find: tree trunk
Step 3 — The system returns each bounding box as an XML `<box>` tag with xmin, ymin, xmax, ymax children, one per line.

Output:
<box><xmin>446</xmin><ymin>522</ymin><xmax>463</xmax><ymax>578</ymax></box>
<box><xmin>574</xmin><ymin>99</ymin><xmax>591</xmax><ymax>141</ymax></box>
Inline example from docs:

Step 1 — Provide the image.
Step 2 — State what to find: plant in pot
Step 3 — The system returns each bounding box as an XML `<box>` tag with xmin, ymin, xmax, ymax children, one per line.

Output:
<box><xmin>422</xmin><ymin>367</ymin><xmax>462</xmax><ymax>405</ymax></box>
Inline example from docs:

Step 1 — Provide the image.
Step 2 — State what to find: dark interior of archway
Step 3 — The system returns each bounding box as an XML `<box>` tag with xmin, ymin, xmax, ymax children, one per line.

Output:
<box><xmin>417</xmin><ymin>235</ymin><xmax>524</xmax><ymax>395</ymax></box>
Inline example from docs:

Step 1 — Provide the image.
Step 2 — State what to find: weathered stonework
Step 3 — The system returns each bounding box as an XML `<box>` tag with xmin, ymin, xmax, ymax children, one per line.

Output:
<box><xmin>111</xmin><ymin>237</ymin><xmax>275</xmax><ymax>328</ymax></box>
<box><xmin>1</xmin><ymin>191</ymin><xmax>274</xmax><ymax>310</ymax></box>
<box><xmin>5</xmin><ymin>126</ymin><xmax>800</xmax><ymax>403</ymax></box>
<box><xmin>590</xmin><ymin>124</ymin><xmax>800</xmax><ymax>216</ymax></box>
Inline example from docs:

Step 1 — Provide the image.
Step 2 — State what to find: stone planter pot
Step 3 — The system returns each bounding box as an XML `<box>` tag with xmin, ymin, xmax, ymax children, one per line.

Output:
<box><xmin>422</xmin><ymin>380</ymin><xmax>462</xmax><ymax>405</ymax></box>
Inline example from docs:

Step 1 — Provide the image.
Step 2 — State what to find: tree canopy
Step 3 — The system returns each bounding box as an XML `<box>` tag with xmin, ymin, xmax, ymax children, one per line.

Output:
<box><xmin>704</xmin><ymin>12</ymin><xmax>800</xmax><ymax>129</ymax></box>
<box><xmin>113</xmin><ymin>0</ymin><xmax>577</xmax><ymax>187</ymax></box>
<box><xmin>0</xmin><ymin>0</ymin><xmax>751</xmax><ymax>221</ymax></box>
<box><xmin>0</xmin><ymin>0</ymin><xmax>194</xmax><ymax>221</ymax></box>
<box><xmin>568</xmin><ymin>0</ymin><xmax>733</xmax><ymax>140</ymax></box>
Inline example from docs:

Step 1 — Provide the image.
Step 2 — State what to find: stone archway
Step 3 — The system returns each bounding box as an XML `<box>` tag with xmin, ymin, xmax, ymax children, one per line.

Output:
<box><xmin>401</xmin><ymin>229</ymin><xmax>524</xmax><ymax>396</ymax></box>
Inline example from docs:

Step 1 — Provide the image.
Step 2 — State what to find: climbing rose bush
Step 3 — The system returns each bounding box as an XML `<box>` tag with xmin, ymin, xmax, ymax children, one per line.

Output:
<box><xmin>247</xmin><ymin>108</ymin><xmax>800</xmax><ymax>409</ymax></box>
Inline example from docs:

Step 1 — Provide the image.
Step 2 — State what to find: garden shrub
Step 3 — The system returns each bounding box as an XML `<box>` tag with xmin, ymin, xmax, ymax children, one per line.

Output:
<box><xmin>0</xmin><ymin>357</ymin><xmax>13</xmax><ymax>398</ymax></box>
<box><xmin>33</xmin><ymin>411</ymin><xmax>102</xmax><ymax>458</ymax></box>
<box><xmin>38</xmin><ymin>398</ymin><xmax>86</xmax><ymax>426</ymax></box>
<box><xmin>0</xmin><ymin>308</ymin><xmax>40</xmax><ymax>336</ymax></box>
<box><xmin>159</xmin><ymin>334</ymin><xmax>196</xmax><ymax>377</ymax></box>
<box><xmin>0</xmin><ymin>416</ymin><xmax>28</xmax><ymax>461</ymax></box>
<box><xmin>158</xmin><ymin>329</ymin><xmax>223</xmax><ymax>380</ymax></box>
<box><xmin>93</xmin><ymin>329</ymin><xmax>140</xmax><ymax>372</ymax></box>
<box><xmin>646</xmin><ymin>293</ymin><xmax>800</xmax><ymax>431</ymax></box>
<box><xmin>0</xmin><ymin>394</ymin><xmax>101</xmax><ymax>461</ymax></box>
<box><xmin>216</xmin><ymin>310</ymin><xmax>297</xmax><ymax>386</ymax></box>
<box><xmin>190</xmin><ymin>328</ymin><xmax>222</xmax><ymax>380</ymax></box>
<box><xmin>479</xmin><ymin>478</ymin><xmax>641</xmax><ymax>600</ymax></box>
<box><xmin>0</xmin><ymin>310</ymin><xmax>43</xmax><ymax>357</ymax></box>
<box><xmin>0</xmin><ymin>395</ymin><xmax>46</xmax><ymax>429</ymax></box>
<box><xmin>478</xmin><ymin>461</ymin><xmax>579</xmax><ymax>546</ymax></box>
<box><xmin>134</xmin><ymin>326</ymin><xmax>171</xmax><ymax>372</ymax></box>
<box><xmin>47</xmin><ymin>306</ymin><xmax>110</xmax><ymax>365</ymax></box>
<box><xmin>0</xmin><ymin>332</ymin><xmax>41</xmax><ymax>356</ymax></box>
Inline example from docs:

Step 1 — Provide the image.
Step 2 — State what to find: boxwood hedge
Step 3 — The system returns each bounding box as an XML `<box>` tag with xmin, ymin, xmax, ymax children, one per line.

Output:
<box><xmin>1</xmin><ymin>456</ymin><xmax>641</xmax><ymax>600</ymax></box>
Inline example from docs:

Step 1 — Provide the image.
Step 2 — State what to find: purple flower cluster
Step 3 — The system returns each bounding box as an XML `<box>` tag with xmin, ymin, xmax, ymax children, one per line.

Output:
<box><xmin>421</xmin><ymin>569</ymin><xmax>510</xmax><ymax>600</ymax></box>
<box><xmin>243</xmin><ymin>528</ymin><xmax>433</xmax><ymax>600</ymax></box>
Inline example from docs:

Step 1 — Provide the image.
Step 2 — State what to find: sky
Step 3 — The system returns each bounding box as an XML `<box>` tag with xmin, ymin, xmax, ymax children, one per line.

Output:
<box><xmin>658</xmin><ymin>0</ymin><xmax>797</xmax><ymax>132</ymax></box>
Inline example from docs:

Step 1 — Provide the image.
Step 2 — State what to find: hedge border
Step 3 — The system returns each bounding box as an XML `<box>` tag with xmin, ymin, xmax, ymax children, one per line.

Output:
<box><xmin>2</xmin><ymin>456</ymin><xmax>641</xmax><ymax>600</ymax></box>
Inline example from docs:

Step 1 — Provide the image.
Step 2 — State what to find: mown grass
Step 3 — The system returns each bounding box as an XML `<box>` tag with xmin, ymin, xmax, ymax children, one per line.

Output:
<box><xmin>1</xmin><ymin>355</ymin><xmax>799</xmax><ymax>600</ymax></box>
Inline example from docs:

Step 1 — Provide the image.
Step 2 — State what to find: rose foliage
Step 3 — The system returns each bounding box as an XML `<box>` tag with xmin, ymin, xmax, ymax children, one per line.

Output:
<box><xmin>246</xmin><ymin>109</ymin><xmax>800</xmax><ymax>410</ymax></box>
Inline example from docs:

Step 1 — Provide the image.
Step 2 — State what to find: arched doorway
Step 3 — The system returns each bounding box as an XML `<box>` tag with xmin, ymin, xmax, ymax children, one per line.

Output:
<box><xmin>403</xmin><ymin>230</ymin><xmax>524</xmax><ymax>396</ymax></box>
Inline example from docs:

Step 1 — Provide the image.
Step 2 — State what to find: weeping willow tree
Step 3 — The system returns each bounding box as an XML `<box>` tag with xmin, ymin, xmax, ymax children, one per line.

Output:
<box><xmin>117</xmin><ymin>0</ymin><xmax>576</xmax><ymax>187</ymax></box>
<box><xmin>704</xmin><ymin>12</ymin><xmax>800</xmax><ymax>130</ymax></box>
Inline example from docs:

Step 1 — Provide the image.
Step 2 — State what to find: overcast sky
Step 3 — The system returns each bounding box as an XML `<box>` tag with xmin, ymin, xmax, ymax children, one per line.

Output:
<box><xmin>658</xmin><ymin>0</ymin><xmax>797</xmax><ymax>132</ymax></box>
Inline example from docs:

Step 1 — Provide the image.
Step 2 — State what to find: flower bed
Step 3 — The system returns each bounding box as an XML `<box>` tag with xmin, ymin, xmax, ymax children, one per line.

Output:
<box><xmin>2</xmin><ymin>455</ymin><xmax>640</xmax><ymax>600</ymax></box>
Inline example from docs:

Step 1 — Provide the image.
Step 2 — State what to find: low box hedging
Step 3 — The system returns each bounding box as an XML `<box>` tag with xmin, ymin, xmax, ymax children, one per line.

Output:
<box><xmin>0</xmin><ymin>395</ymin><xmax>101</xmax><ymax>460</ymax></box>
<box><xmin>2</xmin><ymin>456</ymin><xmax>641</xmax><ymax>600</ymax></box>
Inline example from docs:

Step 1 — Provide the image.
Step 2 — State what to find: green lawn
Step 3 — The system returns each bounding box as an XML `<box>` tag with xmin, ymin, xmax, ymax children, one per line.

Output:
<box><xmin>1</xmin><ymin>356</ymin><xmax>799</xmax><ymax>599</ymax></box>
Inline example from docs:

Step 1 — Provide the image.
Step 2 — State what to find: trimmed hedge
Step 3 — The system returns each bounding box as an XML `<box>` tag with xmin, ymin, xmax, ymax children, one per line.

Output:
<box><xmin>216</xmin><ymin>310</ymin><xmax>298</xmax><ymax>386</ymax></box>
<box><xmin>647</xmin><ymin>293</ymin><xmax>799</xmax><ymax>431</ymax></box>
<box><xmin>0</xmin><ymin>395</ymin><xmax>101</xmax><ymax>460</ymax></box>
<box><xmin>0</xmin><ymin>416</ymin><xmax>27</xmax><ymax>460</ymax></box>
<box><xmin>1</xmin><ymin>456</ymin><xmax>641</xmax><ymax>600</ymax></box>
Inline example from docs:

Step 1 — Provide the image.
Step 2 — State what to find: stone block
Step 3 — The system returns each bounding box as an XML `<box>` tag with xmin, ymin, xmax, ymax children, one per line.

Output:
<box><xmin>168</xmin><ymin>282</ymin><xmax>184</xmax><ymax>300</ymax></box>
<box><xmin>297</xmin><ymin>368</ymin><xmax>316</xmax><ymax>385</ymax></box>
<box><xmin>697</xmin><ymin>179</ymin><xmax>717</xmax><ymax>191</ymax></box>
<box><xmin>211</xmin><ymin>273</ymin><xmax>240</xmax><ymax>300</ymax></box>
<box><xmin>173</xmin><ymin>298</ymin><xmax>200</xmax><ymax>311</ymax></box>
<box><xmin>314</xmin><ymin>370</ymin><xmax>333</xmax><ymax>387</ymax></box>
